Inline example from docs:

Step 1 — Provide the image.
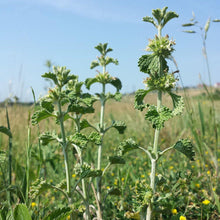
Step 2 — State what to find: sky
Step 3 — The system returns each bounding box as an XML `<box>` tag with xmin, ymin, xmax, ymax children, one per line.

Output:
<box><xmin>0</xmin><ymin>0</ymin><xmax>220</xmax><ymax>102</ymax></box>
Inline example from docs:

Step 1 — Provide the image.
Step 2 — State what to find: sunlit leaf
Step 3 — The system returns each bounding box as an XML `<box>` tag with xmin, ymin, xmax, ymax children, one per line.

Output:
<box><xmin>14</xmin><ymin>204</ymin><xmax>31</xmax><ymax>220</ymax></box>
<box><xmin>80</xmin><ymin>119</ymin><xmax>92</xmax><ymax>130</ymax></box>
<box><xmin>108</xmin><ymin>77</ymin><xmax>122</xmax><ymax>91</ymax></box>
<box><xmin>163</xmin><ymin>11</ymin><xmax>178</xmax><ymax>26</ymax></box>
<box><xmin>81</xmin><ymin>169</ymin><xmax>102</xmax><ymax>178</ymax></box>
<box><xmin>90</xmin><ymin>60</ymin><xmax>99</xmax><ymax>69</ymax></box>
<box><xmin>88</xmin><ymin>132</ymin><xmax>101</xmax><ymax>145</ymax></box>
<box><xmin>134</xmin><ymin>89</ymin><xmax>151</xmax><ymax>111</ymax></box>
<box><xmin>118</xmin><ymin>138</ymin><xmax>138</xmax><ymax>156</ymax></box>
<box><xmin>42</xmin><ymin>72</ymin><xmax>58</xmax><ymax>86</ymax></box>
<box><xmin>85</xmin><ymin>77</ymin><xmax>99</xmax><ymax>90</ymax></box>
<box><xmin>39</xmin><ymin>132</ymin><xmax>59</xmax><ymax>146</ymax></box>
<box><xmin>31</xmin><ymin>110</ymin><xmax>55</xmax><ymax>125</ymax></box>
<box><xmin>41</xmin><ymin>99</ymin><xmax>54</xmax><ymax>113</ymax></box>
<box><xmin>142</xmin><ymin>16</ymin><xmax>156</xmax><ymax>27</ymax></box>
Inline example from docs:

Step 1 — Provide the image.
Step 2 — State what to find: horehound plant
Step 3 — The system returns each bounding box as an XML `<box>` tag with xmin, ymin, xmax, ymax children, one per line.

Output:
<box><xmin>31</xmin><ymin>66</ymin><xmax>103</xmax><ymax>220</ymax></box>
<box><xmin>118</xmin><ymin>7</ymin><xmax>195</xmax><ymax>220</ymax></box>
<box><xmin>85</xmin><ymin>43</ymin><xmax>126</xmax><ymax>215</ymax></box>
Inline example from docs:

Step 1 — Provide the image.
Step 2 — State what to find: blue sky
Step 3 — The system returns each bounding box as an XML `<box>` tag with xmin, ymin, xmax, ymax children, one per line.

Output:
<box><xmin>0</xmin><ymin>0</ymin><xmax>220</xmax><ymax>102</ymax></box>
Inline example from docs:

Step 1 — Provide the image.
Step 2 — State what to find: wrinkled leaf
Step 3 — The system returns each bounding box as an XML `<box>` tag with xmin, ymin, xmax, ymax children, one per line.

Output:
<box><xmin>108</xmin><ymin>77</ymin><xmax>122</xmax><ymax>92</ymax></box>
<box><xmin>80</xmin><ymin>119</ymin><xmax>92</xmax><ymax>130</ymax></box>
<box><xmin>43</xmin><ymin>207</ymin><xmax>72</xmax><ymax>220</ymax></box>
<box><xmin>41</xmin><ymin>99</ymin><xmax>54</xmax><ymax>113</ymax></box>
<box><xmin>88</xmin><ymin>132</ymin><xmax>101</xmax><ymax>145</ymax></box>
<box><xmin>90</xmin><ymin>60</ymin><xmax>99</xmax><ymax>69</ymax></box>
<box><xmin>142</xmin><ymin>16</ymin><xmax>156</xmax><ymax>26</ymax></box>
<box><xmin>85</xmin><ymin>77</ymin><xmax>99</xmax><ymax>90</ymax></box>
<box><xmin>30</xmin><ymin>178</ymin><xmax>53</xmax><ymax>199</ymax></box>
<box><xmin>134</xmin><ymin>89</ymin><xmax>151</xmax><ymax>111</ymax></box>
<box><xmin>163</xmin><ymin>11</ymin><xmax>178</xmax><ymax>26</ymax></box>
<box><xmin>32</xmin><ymin>110</ymin><xmax>55</xmax><ymax>125</ymax></box>
<box><xmin>81</xmin><ymin>169</ymin><xmax>102</xmax><ymax>178</ymax></box>
<box><xmin>39</xmin><ymin>132</ymin><xmax>59</xmax><ymax>146</ymax></box>
<box><xmin>174</xmin><ymin>139</ymin><xmax>195</xmax><ymax>161</ymax></box>
<box><xmin>68</xmin><ymin>133</ymin><xmax>88</xmax><ymax>147</ymax></box>
<box><xmin>112</xmin><ymin>121</ymin><xmax>126</xmax><ymax>134</ymax></box>
<box><xmin>118</xmin><ymin>138</ymin><xmax>138</xmax><ymax>156</ymax></box>
<box><xmin>42</xmin><ymin>72</ymin><xmax>58</xmax><ymax>86</ymax></box>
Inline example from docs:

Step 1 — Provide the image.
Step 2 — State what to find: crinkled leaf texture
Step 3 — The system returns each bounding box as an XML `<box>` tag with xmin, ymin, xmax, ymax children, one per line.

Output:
<box><xmin>30</xmin><ymin>178</ymin><xmax>53</xmax><ymax>199</ymax></box>
<box><xmin>68</xmin><ymin>133</ymin><xmax>88</xmax><ymax>148</ymax></box>
<box><xmin>118</xmin><ymin>138</ymin><xmax>138</xmax><ymax>156</ymax></box>
<box><xmin>32</xmin><ymin>110</ymin><xmax>55</xmax><ymax>125</ymax></box>
<box><xmin>42</xmin><ymin>72</ymin><xmax>58</xmax><ymax>85</ymax></box>
<box><xmin>108</xmin><ymin>156</ymin><xmax>125</xmax><ymax>165</ymax></box>
<box><xmin>40</xmin><ymin>99</ymin><xmax>54</xmax><ymax>113</ymax></box>
<box><xmin>174</xmin><ymin>139</ymin><xmax>195</xmax><ymax>161</ymax></box>
<box><xmin>0</xmin><ymin>126</ymin><xmax>12</xmax><ymax>138</ymax></box>
<box><xmin>145</xmin><ymin>105</ymin><xmax>173</xmax><ymax>129</ymax></box>
<box><xmin>88</xmin><ymin>132</ymin><xmax>101</xmax><ymax>145</ymax></box>
<box><xmin>134</xmin><ymin>89</ymin><xmax>151</xmax><ymax>111</ymax></box>
<box><xmin>39</xmin><ymin>132</ymin><xmax>59</xmax><ymax>146</ymax></box>
<box><xmin>138</xmin><ymin>54</ymin><xmax>168</xmax><ymax>76</ymax></box>
<box><xmin>112</xmin><ymin>121</ymin><xmax>126</xmax><ymax>134</ymax></box>
<box><xmin>14</xmin><ymin>204</ymin><xmax>32</xmax><ymax>220</ymax></box>
<box><xmin>85</xmin><ymin>77</ymin><xmax>99</xmax><ymax>90</ymax></box>
<box><xmin>80</xmin><ymin>119</ymin><xmax>92</xmax><ymax>130</ymax></box>
<box><xmin>81</xmin><ymin>169</ymin><xmax>102</xmax><ymax>178</ymax></box>
<box><xmin>43</xmin><ymin>207</ymin><xmax>72</xmax><ymax>220</ymax></box>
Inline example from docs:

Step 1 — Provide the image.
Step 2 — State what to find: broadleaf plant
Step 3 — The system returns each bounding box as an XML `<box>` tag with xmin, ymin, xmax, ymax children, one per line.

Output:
<box><xmin>85</xmin><ymin>43</ymin><xmax>125</xmax><ymax>218</ymax></box>
<box><xmin>132</xmin><ymin>7</ymin><xmax>195</xmax><ymax>220</ymax></box>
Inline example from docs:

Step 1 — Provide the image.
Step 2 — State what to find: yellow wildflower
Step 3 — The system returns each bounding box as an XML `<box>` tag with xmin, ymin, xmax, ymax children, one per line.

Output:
<box><xmin>171</xmin><ymin>209</ymin><xmax>177</xmax><ymax>214</ymax></box>
<box><xmin>180</xmin><ymin>216</ymin><xmax>186</xmax><ymax>220</ymax></box>
<box><xmin>72</xmin><ymin>174</ymin><xmax>76</xmax><ymax>178</ymax></box>
<box><xmin>121</xmin><ymin>177</ymin><xmax>125</xmax><ymax>182</ymax></box>
<box><xmin>202</xmin><ymin>199</ymin><xmax>210</xmax><ymax>205</ymax></box>
<box><xmin>111</xmin><ymin>172</ymin><xmax>114</xmax><ymax>176</ymax></box>
<box><xmin>207</xmin><ymin>170</ymin><xmax>210</xmax><ymax>175</ymax></box>
<box><xmin>141</xmin><ymin>174</ymin><xmax>145</xmax><ymax>178</ymax></box>
<box><xmin>195</xmin><ymin>183</ymin><xmax>200</xmax><ymax>188</ymax></box>
<box><xmin>169</xmin><ymin>166</ymin><xmax>174</xmax><ymax>170</ymax></box>
<box><xmin>31</xmin><ymin>202</ymin><xmax>37</xmax><ymax>208</ymax></box>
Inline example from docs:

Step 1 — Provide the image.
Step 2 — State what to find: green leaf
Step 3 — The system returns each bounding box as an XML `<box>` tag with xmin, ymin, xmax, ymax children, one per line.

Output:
<box><xmin>31</xmin><ymin>110</ymin><xmax>55</xmax><ymax>125</ymax></box>
<box><xmin>118</xmin><ymin>138</ymin><xmax>138</xmax><ymax>156</ymax></box>
<box><xmin>174</xmin><ymin>139</ymin><xmax>195</xmax><ymax>161</ymax></box>
<box><xmin>39</xmin><ymin>132</ymin><xmax>59</xmax><ymax>146</ymax></box>
<box><xmin>204</xmin><ymin>17</ymin><xmax>211</xmax><ymax>39</ymax></box>
<box><xmin>41</xmin><ymin>99</ymin><xmax>54</xmax><ymax>113</ymax></box>
<box><xmin>14</xmin><ymin>204</ymin><xmax>31</xmax><ymax>220</ymax></box>
<box><xmin>108</xmin><ymin>156</ymin><xmax>125</xmax><ymax>165</ymax></box>
<box><xmin>81</xmin><ymin>169</ymin><xmax>102</xmax><ymax>178</ymax></box>
<box><xmin>138</xmin><ymin>55</ymin><xmax>168</xmax><ymax>76</ymax></box>
<box><xmin>142</xmin><ymin>16</ymin><xmax>156</xmax><ymax>26</ymax></box>
<box><xmin>88</xmin><ymin>132</ymin><xmax>101</xmax><ymax>145</ymax></box>
<box><xmin>0</xmin><ymin>126</ymin><xmax>12</xmax><ymax>138</ymax></box>
<box><xmin>43</xmin><ymin>207</ymin><xmax>72</xmax><ymax>220</ymax></box>
<box><xmin>152</xmin><ymin>7</ymin><xmax>165</xmax><ymax>24</ymax></box>
<box><xmin>162</xmin><ymin>11</ymin><xmax>178</xmax><ymax>26</ymax></box>
<box><xmin>30</xmin><ymin>178</ymin><xmax>53</xmax><ymax>199</ymax></box>
<box><xmin>85</xmin><ymin>77</ymin><xmax>99</xmax><ymax>90</ymax></box>
<box><xmin>105</xmin><ymin>92</ymin><xmax>122</xmax><ymax>102</ymax></box>
<box><xmin>182</xmin><ymin>23</ymin><xmax>195</xmax><ymax>27</ymax></box>
<box><xmin>67</xmin><ymin>103</ymin><xmax>94</xmax><ymax>114</ymax></box>
<box><xmin>80</xmin><ymin>119</ymin><xmax>92</xmax><ymax>130</ymax></box>
<box><xmin>68</xmin><ymin>133</ymin><xmax>88</xmax><ymax>147</ymax></box>
<box><xmin>90</xmin><ymin>60</ymin><xmax>99</xmax><ymax>69</ymax></box>
<box><xmin>145</xmin><ymin>105</ymin><xmax>173</xmax><ymax>129</ymax></box>
<box><xmin>112</xmin><ymin>121</ymin><xmax>126</xmax><ymax>134</ymax></box>
<box><xmin>42</xmin><ymin>72</ymin><xmax>58</xmax><ymax>85</ymax></box>
<box><xmin>183</xmin><ymin>30</ymin><xmax>196</xmax><ymax>33</ymax></box>
<box><xmin>108</xmin><ymin>77</ymin><xmax>122</xmax><ymax>92</ymax></box>
<box><xmin>105</xmin><ymin>57</ymin><xmax>119</xmax><ymax>66</ymax></box>
<box><xmin>134</xmin><ymin>89</ymin><xmax>151</xmax><ymax>111</ymax></box>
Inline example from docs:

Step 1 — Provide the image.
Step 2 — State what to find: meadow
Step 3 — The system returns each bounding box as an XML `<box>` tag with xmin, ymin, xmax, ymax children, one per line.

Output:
<box><xmin>0</xmin><ymin>7</ymin><xmax>220</xmax><ymax>220</ymax></box>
